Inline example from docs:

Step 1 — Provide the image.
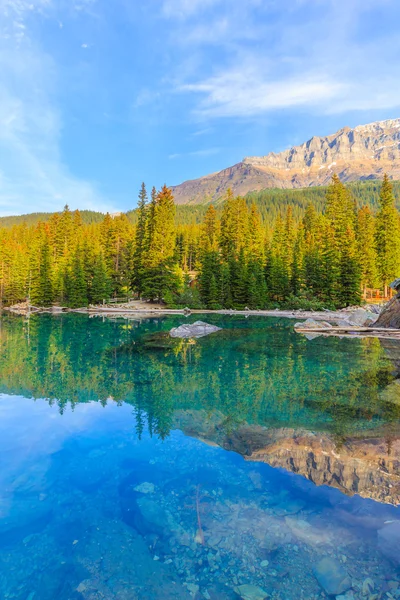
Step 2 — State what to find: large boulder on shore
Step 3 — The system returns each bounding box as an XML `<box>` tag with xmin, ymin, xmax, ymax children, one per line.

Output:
<box><xmin>374</xmin><ymin>295</ymin><xmax>400</xmax><ymax>329</ymax></box>
<box><xmin>170</xmin><ymin>321</ymin><xmax>222</xmax><ymax>339</ymax></box>
<box><xmin>345</xmin><ymin>308</ymin><xmax>378</xmax><ymax>327</ymax></box>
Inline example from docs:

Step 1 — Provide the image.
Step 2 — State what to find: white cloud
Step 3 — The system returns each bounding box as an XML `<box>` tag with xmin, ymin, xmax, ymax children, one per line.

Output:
<box><xmin>180</xmin><ymin>68</ymin><xmax>345</xmax><ymax>118</ymax></box>
<box><xmin>169</xmin><ymin>0</ymin><xmax>400</xmax><ymax>119</ymax></box>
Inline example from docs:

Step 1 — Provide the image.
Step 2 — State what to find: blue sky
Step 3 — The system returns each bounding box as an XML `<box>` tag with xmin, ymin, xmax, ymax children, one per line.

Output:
<box><xmin>1</xmin><ymin>0</ymin><xmax>400</xmax><ymax>215</ymax></box>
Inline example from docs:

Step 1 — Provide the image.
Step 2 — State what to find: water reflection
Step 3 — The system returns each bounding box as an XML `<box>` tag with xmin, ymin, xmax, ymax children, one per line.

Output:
<box><xmin>1</xmin><ymin>313</ymin><xmax>400</xmax><ymax>502</ymax></box>
<box><xmin>0</xmin><ymin>314</ymin><xmax>399</xmax><ymax>599</ymax></box>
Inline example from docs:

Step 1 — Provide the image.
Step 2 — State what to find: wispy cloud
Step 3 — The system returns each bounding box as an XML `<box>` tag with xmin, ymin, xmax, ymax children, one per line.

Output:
<box><xmin>180</xmin><ymin>68</ymin><xmax>344</xmax><ymax>118</ymax></box>
<box><xmin>162</xmin><ymin>0</ymin><xmax>222</xmax><ymax>19</ymax></box>
<box><xmin>0</xmin><ymin>0</ymin><xmax>113</xmax><ymax>215</ymax></box>
<box><xmin>169</xmin><ymin>148</ymin><xmax>220</xmax><ymax>159</ymax></box>
<box><xmin>163</xmin><ymin>0</ymin><xmax>400</xmax><ymax>119</ymax></box>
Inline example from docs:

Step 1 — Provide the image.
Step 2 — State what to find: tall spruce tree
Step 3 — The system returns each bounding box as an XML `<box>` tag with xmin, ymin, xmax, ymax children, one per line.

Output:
<box><xmin>31</xmin><ymin>236</ymin><xmax>53</xmax><ymax>307</ymax></box>
<box><xmin>141</xmin><ymin>185</ymin><xmax>179</xmax><ymax>301</ymax></box>
<box><xmin>90</xmin><ymin>253</ymin><xmax>112</xmax><ymax>304</ymax></box>
<box><xmin>375</xmin><ymin>174</ymin><xmax>400</xmax><ymax>294</ymax></box>
<box><xmin>132</xmin><ymin>183</ymin><xmax>148</xmax><ymax>295</ymax></box>
<box><xmin>67</xmin><ymin>249</ymin><xmax>88</xmax><ymax>308</ymax></box>
<box><xmin>357</xmin><ymin>206</ymin><xmax>378</xmax><ymax>294</ymax></box>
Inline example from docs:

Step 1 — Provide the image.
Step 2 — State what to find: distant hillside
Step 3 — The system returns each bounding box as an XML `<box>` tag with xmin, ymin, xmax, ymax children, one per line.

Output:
<box><xmin>171</xmin><ymin>118</ymin><xmax>400</xmax><ymax>204</ymax></box>
<box><xmin>0</xmin><ymin>210</ymin><xmax>105</xmax><ymax>228</ymax></box>
<box><xmin>2</xmin><ymin>179</ymin><xmax>400</xmax><ymax>230</ymax></box>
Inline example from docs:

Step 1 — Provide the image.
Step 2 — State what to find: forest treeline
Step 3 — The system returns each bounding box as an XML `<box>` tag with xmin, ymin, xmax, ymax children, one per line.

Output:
<box><xmin>1</xmin><ymin>179</ymin><xmax>399</xmax><ymax>229</ymax></box>
<box><xmin>0</xmin><ymin>175</ymin><xmax>399</xmax><ymax>309</ymax></box>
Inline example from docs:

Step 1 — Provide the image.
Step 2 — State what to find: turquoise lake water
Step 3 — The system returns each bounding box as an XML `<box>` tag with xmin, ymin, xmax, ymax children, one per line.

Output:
<box><xmin>0</xmin><ymin>313</ymin><xmax>399</xmax><ymax>599</ymax></box>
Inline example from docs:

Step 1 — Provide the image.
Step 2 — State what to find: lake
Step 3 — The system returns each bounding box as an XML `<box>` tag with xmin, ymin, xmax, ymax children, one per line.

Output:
<box><xmin>0</xmin><ymin>313</ymin><xmax>399</xmax><ymax>600</ymax></box>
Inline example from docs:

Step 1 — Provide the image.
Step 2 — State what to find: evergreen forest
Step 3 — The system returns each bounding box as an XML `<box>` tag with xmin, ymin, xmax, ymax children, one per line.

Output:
<box><xmin>1</xmin><ymin>175</ymin><xmax>399</xmax><ymax>310</ymax></box>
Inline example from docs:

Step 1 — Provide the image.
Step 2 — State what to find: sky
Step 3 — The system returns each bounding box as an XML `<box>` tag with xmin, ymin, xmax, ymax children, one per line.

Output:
<box><xmin>1</xmin><ymin>0</ymin><xmax>400</xmax><ymax>215</ymax></box>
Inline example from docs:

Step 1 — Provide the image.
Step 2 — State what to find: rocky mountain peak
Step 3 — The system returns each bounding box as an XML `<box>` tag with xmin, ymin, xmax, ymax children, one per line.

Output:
<box><xmin>171</xmin><ymin>118</ymin><xmax>400</xmax><ymax>205</ymax></box>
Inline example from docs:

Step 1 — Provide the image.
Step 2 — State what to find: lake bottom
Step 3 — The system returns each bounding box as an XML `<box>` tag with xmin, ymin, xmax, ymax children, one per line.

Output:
<box><xmin>0</xmin><ymin>397</ymin><xmax>399</xmax><ymax>600</ymax></box>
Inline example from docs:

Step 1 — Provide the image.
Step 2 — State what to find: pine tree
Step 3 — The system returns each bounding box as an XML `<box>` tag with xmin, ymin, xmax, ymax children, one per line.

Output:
<box><xmin>291</xmin><ymin>226</ymin><xmax>305</xmax><ymax>296</ymax></box>
<box><xmin>198</xmin><ymin>250</ymin><xmax>220</xmax><ymax>308</ymax></box>
<box><xmin>208</xmin><ymin>274</ymin><xmax>220</xmax><ymax>310</ymax></box>
<box><xmin>337</xmin><ymin>226</ymin><xmax>361</xmax><ymax>306</ymax></box>
<box><xmin>220</xmin><ymin>191</ymin><xmax>249</xmax><ymax>260</ymax></box>
<box><xmin>375</xmin><ymin>174</ymin><xmax>400</xmax><ymax>294</ymax></box>
<box><xmin>320</xmin><ymin>220</ymin><xmax>340</xmax><ymax>306</ymax></box>
<box><xmin>30</xmin><ymin>230</ymin><xmax>53</xmax><ymax>307</ymax></box>
<box><xmin>90</xmin><ymin>253</ymin><xmax>112</xmax><ymax>304</ymax></box>
<box><xmin>230</xmin><ymin>249</ymin><xmax>248</xmax><ymax>308</ymax></box>
<box><xmin>67</xmin><ymin>249</ymin><xmax>88</xmax><ymax>308</ymax></box>
<box><xmin>219</xmin><ymin>262</ymin><xmax>232</xmax><ymax>308</ymax></box>
<box><xmin>38</xmin><ymin>238</ymin><xmax>54</xmax><ymax>307</ymax></box>
<box><xmin>247</xmin><ymin>259</ymin><xmax>267</xmax><ymax>308</ymax></box>
<box><xmin>356</xmin><ymin>206</ymin><xmax>378</xmax><ymax>294</ymax></box>
<box><xmin>326</xmin><ymin>174</ymin><xmax>356</xmax><ymax>244</ymax></box>
<box><xmin>141</xmin><ymin>185</ymin><xmax>178</xmax><ymax>301</ymax></box>
<box><xmin>132</xmin><ymin>183</ymin><xmax>148</xmax><ymax>295</ymax></box>
<box><xmin>248</xmin><ymin>204</ymin><xmax>265</xmax><ymax>262</ymax></box>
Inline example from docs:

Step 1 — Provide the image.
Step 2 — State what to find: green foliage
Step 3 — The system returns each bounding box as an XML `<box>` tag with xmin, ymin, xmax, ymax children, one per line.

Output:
<box><xmin>1</xmin><ymin>176</ymin><xmax>399</xmax><ymax>310</ymax></box>
<box><xmin>280</xmin><ymin>292</ymin><xmax>333</xmax><ymax>311</ymax></box>
<box><xmin>90</xmin><ymin>253</ymin><xmax>112</xmax><ymax>304</ymax></box>
<box><xmin>375</xmin><ymin>174</ymin><xmax>400</xmax><ymax>289</ymax></box>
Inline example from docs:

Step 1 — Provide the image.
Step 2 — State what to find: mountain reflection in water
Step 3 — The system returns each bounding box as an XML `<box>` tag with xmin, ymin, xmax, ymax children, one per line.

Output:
<box><xmin>0</xmin><ymin>313</ymin><xmax>400</xmax><ymax>600</ymax></box>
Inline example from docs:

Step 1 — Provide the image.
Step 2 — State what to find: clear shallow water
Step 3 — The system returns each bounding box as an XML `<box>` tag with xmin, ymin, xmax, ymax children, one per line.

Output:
<box><xmin>0</xmin><ymin>314</ymin><xmax>400</xmax><ymax>600</ymax></box>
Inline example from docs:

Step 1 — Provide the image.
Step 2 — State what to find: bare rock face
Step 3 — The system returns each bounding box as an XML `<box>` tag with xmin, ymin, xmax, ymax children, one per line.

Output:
<box><xmin>374</xmin><ymin>294</ymin><xmax>400</xmax><ymax>329</ymax></box>
<box><xmin>171</xmin><ymin>118</ymin><xmax>400</xmax><ymax>204</ymax></box>
<box><xmin>170</xmin><ymin>321</ymin><xmax>222</xmax><ymax>339</ymax></box>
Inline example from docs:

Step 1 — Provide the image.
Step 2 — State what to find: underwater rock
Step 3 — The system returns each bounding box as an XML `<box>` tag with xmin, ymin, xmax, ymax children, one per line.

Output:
<box><xmin>377</xmin><ymin>521</ymin><xmax>400</xmax><ymax>565</ymax></box>
<box><xmin>134</xmin><ymin>482</ymin><xmax>156</xmax><ymax>494</ymax></box>
<box><xmin>313</xmin><ymin>557</ymin><xmax>351</xmax><ymax>596</ymax></box>
<box><xmin>170</xmin><ymin>321</ymin><xmax>222</xmax><ymax>339</ymax></box>
<box><xmin>0</xmin><ymin>501</ymin><xmax>52</xmax><ymax>547</ymax></box>
<box><xmin>234</xmin><ymin>584</ymin><xmax>269</xmax><ymax>600</ymax></box>
<box><xmin>362</xmin><ymin>578</ymin><xmax>374</xmax><ymax>595</ymax></box>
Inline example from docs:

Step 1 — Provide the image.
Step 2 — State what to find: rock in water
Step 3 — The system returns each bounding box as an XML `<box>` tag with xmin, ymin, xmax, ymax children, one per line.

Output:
<box><xmin>378</xmin><ymin>521</ymin><xmax>400</xmax><ymax>565</ymax></box>
<box><xmin>345</xmin><ymin>308</ymin><xmax>377</xmax><ymax>326</ymax></box>
<box><xmin>313</xmin><ymin>557</ymin><xmax>352</xmax><ymax>596</ymax></box>
<box><xmin>170</xmin><ymin>321</ymin><xmax>222</xmax><ymax>339</ymax></box>
<box><xmin>294</xmin><ymin>319</ymin><xmax>332</xmax><ymax>330</ymax></box>
<box><xmin>234</xmin><ymin>584</ymin><xmax>269</xmax><ymax>600</ymax></box>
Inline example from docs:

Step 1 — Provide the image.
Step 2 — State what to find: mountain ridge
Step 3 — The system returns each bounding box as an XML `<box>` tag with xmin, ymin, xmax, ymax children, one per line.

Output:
<box><xmin>171</xmin><ymin>118</ymin><xmax>400</xmax><ymax>205</ymax></box>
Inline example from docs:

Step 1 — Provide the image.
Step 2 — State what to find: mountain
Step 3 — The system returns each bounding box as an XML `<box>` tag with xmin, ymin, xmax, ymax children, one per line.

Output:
<box><xmin>171</xmin><ymin>118</ymin><xmax>400</xmax><ymax>205</ymax></box>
